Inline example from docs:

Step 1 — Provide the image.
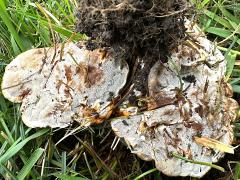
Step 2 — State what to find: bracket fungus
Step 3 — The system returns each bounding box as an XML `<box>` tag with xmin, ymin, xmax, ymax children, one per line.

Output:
<box><xmin>1</xmin><ymin>1</ymin><xmax>239</xmax><ymax>176</ymax></box>
<box><xmin>1</xmin><ymin>42</ymin><xmax>129</xmax><ymax>128</ymax></box>
<box><xmin>111</xmin><ymin>22</ymin><xmax>239</xmax><ymax>177</ymax></box>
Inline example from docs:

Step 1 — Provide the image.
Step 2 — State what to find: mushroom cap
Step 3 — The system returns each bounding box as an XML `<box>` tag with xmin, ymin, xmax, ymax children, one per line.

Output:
<box><xmin>2</xmin><ymin>42</ymin><xmax>129</xmax><ymax>128</ymax></box>
<box><xmin>111</xmin><ymin>22</ymin><xmax>238</xmax><ymax>177</ymax></box>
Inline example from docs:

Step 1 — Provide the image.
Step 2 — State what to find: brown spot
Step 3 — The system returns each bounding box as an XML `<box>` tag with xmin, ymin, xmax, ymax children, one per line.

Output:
<box><xmin>81</xmin><ymin>106</ymin><xmax>108</xmax><ymax>124</ymax></box>
<box><xmin>147</xmin><ymin>92</ymin><xmax>176</xmax><ymax>110</ymax></box>
<box><xmin>64</xmin><ymin>65</ymin><xmax>72</xmax><ymax>84</ymax></box>
<box><xmin>44</xmin><ymin>111</ymin><xmax>53</xmax><ymax>118</ymax></box>
<box><xmin>181</xmin><ymin>47</ymin><xmax>190</xmax><ymax>57</ymax></box>
<box><xmin>19</xmin><ymin>89</ymin><xmax>31</xmax><ymax>100</ymax></box>
<box><xmin>43</xmin><ymin>103</ymin><xmax>65</xmax><ymax>118</ymax></box>
<box><xmin>162</xmin><ymin>109</ymin><xmax>175</xmax><ymax>116</ymax></box>
<box><xmin>226</xmin><ymin>98</ymin><xmax>239</xmax><ymax>112</ymax></box>
<box><xmin>64</xmin><ymin>87</ymin><xmax>72</xmax><ymax>99</ymax></box>
<box><xmin>224</xmin><ymin>98</ymin><xmax>239</xmax><ymax>121</ymax></box>
<box><xmin>76</xmin><ymin>63</ymin><xmax>103</xmax><ymax>87</ymax></box>
<box><xmin>76</xmin><ymin>63</ymin><xmax>88</xmax><ymax>83</ymax></box>
<box><xmin>190</xmin><ymin>122</ymin><xmax>204</xmax><ymax>131</ymax></box>
<box><xmin>82</xmin><ymin>106</ymin><xmax>98</xmax><ymax>118</ymax></box>
<box><xmin>172</xmin><ymin>138</ymin><xmax>181</xmax><ymax>148</ymax></box>
<box><xmin>99</xmin><ymin>49</ymin><xmax>108</xmax><ymax>60</ymax></box>
<box><xmin>207</xmin><ymin>112</ymin><xmax>214</xmax><ymax>123</ymax></box>
<box><xmin>190</xmin><ymin>90</ymin><xmax>198</xmax><ymax>98</ymax></box>
<box><xmin>179</xmin><ymin>104</ymin><xmax>190</xmax><ymax>121</ymax></box>
<box><xmin>138</xmin><ymin>121</ymin><xmax>148</xmax><ymax>133</ymax></box>
<box><xmin>88</xmin><ymin>50</ymin><xmax>100</xmax><ymax>64</ymax></box>
<box><xmin>87</xmin><ymin>65</ymin><xmax>103</xmax><ymax>86</ymax></box>
<box><xmin>194</xmin><ymin>105</ymin><xmax>204</xmax><ymax>117</ymax></box>
<box><xmin>56</xmin><ymin>80</ymin><xmax>62</xmax><ymax>92</ymax></box>
<box><xmin>223</xmin><ymin>82</ymin><xmax>233</xmax><ymax>97</ymax></box>
<box><xmin>203</xmin><ymin>79</ymin><xmax>209</xmax><ymax>93</ymax></box>
<box><xmin>148</xmin><ymin>128</ymin><xmax>156</xmax><ymax>139</ymax></box>
<box><xmin>184</xmin><ymin>121</ymin><xmax>203</xmax><ymax>132</ymax></box>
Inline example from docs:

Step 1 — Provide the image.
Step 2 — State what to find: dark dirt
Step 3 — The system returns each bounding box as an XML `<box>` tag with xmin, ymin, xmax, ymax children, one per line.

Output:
<box><xmin>76</xmin><ymin>0</ymin><xmax>189</xmax><ymax>96</ymax></box>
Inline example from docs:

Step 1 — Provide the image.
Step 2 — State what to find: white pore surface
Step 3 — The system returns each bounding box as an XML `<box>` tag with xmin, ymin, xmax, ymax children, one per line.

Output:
<box><xmin>111</xmin><ymin>22</ymin><xmax>238</xmax><ymax>177</ymax></box>
<box><xmin>2</xmin><ymin>43</ymin><xmax>129</xmax><ymax>128</ymax></box>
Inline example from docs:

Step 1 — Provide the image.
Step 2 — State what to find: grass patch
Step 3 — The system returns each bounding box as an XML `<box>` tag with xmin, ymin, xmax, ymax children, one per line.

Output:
<box><xmin>0</xmin><ymin>0</ymin><xmax>240</xmax><ymax>179</ymax></box>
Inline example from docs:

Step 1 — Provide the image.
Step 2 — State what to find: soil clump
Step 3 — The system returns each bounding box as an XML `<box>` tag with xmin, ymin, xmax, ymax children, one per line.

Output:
<box><xmin>76</xmin><ymin>0</ymin><xmax>188</xmax><ymax>96</ymax></box>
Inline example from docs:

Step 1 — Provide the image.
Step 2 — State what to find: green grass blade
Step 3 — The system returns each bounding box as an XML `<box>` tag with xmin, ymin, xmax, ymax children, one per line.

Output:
<box><xmin>201</xmin><ymin>0</ymin><xmax>210</xmax><ymax>7</ymax></box>
<box><xmin>0</xmin><ymin>163</ymin><xmax>18</xmax><ymax>180</ymax></box>
<box><xmin>54</xmin><ymin>2</ymin><xmax>74</xmax><ymax>24</ymax></box>
<box><xmin>10</xmin><ymin>34</ymin><xmax>21</xmax><ymax>55</ymax></box>
<box><xmin>227</xmin><ymin>4</ymin><xmax>240</xmax><ymax>12</ymax></box>
<box><xmin>225</xmin><ymin>52</ymin><xmax>237</xmax><ymax>80</ymax></box>
<box><xmin>29</xmin><ymin>2</ymin><xmax>61</xmax><ymax>25</ymax></box>
<box><xmin>0</xmin><ymin>1</ymin><xmax>25</xmax><ymax>51</ymax></box>
<box><xmin>39</xmin><ymin>20</ymin><xmax>86</xmax><ymax>41</ymax></box>
<box><xmin>204</xmin><ymin>9</ymin><xmax>233</xmax><ymax>30</ymax></box>
<box><xmin>17</xmin><ymin>148</ymin><xmax>44</xmax><ymax>180</ymax></box>
<box><xmin>134</xmin><ymin>168</ymin><xmax>158</xmax><ymax>180</ymax></box>
<box><xmin>0</xmin><ymin>95</ymin><xmax>8</xmax><ymax>112</ymax></box>
<box><xmin>0</xmin><ymin>129</ymin><xmax>49</xmax><ymax>164</ymax></box>
<box><xmin>234</xmin><ymin>163</ymin><xmax>240</xmax><ymax>180</ymax></box>
<box><xmin>232</xmin><ymin>85</ymin><xmax>240</xmax><ymax>94</ymax></box>
<box><xmin>64</xmin><ymin>0</ymin><xmax>75</xmax><ymax>17</ymax></box>
<box><xmin>0</xmin><ymin>113</ymin><xmax>14</xmax><ymax>144</ymax></box>
<box><xmin>50</xmin><ymin>160</ymin><xmax>88</xmax><ymax>178</ymax></box>
<box><xmin>83</xmin><ymin>152</ymin><xmax>95</xmax><ymax>179</ymax></box>
<box><xmin>230</xmin><ymin>77</ymin><xmax>240</xmax><ymax>85</ymax></box>
<box><xmin>55</xmin><ymin>174</ymin><xmax>88</xmax><ymax>180</ymax></box>
<box><xmin>62</xmin><ymin>151</ymin><xmax>67</xmax><ymax>174</ymax></box>
<box><xmin>76</xmin><ymin>138</ymin><xmax>119</xmax><ymax>179</ymax></box>
<box><xmin>205</xmin><ymin>27</ymin><xmax>240</xmax><ymax>45</ymax></box>
<box><xmin>218</xmin><ymin>46</ymin><xmax>240</xmax><ymax>56</ymax></box>
<box><xmin>219</xmin><ymin>6</ymin><xmax>240</xmax><ymax>24</ymax></box>
<box><xmin>172</xmin><ymin>153</ymin><xmax>225</xmax><ymax>172</ymax></box>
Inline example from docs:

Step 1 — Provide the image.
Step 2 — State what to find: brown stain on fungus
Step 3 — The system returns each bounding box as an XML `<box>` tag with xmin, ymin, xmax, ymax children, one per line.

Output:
<box><xmin>76</xmin><ymin>62</ymin><xmax>103</xmax><ymax>88</ymax></box>
<box><xmin>64</xmin><ymin>65</ymin><xmax>73</xmax><ymax>84</ymax></box>
<box><xmin>76</xmin><ymin>63</ymin><xmax>90</xmax><ymax>86</ymax></box>
<box><xmin>223</xmin><ymin>81</ymin><xmax>233</xmax><ymax>97</ymax></box>
<box><xmin>162</xmin><ymin>108</ymin><xmax>175</xmax><ymax>116</ymax></box>
<box><xmin>190</xmin><ymin>122</ymin><xmax>204</xmax><ymax>131</ymax></box>
<box><xmin>19</xmin><ymin>89</ymin><xmax>31</xmax><ymax>100</ymax></box>
<box><xmin>148</xmin><ymin>92</ymin><xmax>176</xmax><ymax>110</ymax></box>
<box><xmin>64</xmin><ymin>87</ymin><xmax>72</xmax><ymax>99</ymax></box>
<box><xmin>87</xmin><ymin>50</ymin><xmax>103</xmax><ymax>64</ymax></box>
<box><xmin>194</xmin><ymin>105</ymin><xmax>204</xmax><ymax>117</ymax></box>
<box><xmin>87</xmin><ymin>65</ymin><xmax>103</xmax><ymax>85</ymax></box>
<box><xmin>56</xmin><ymin>80</ymin><xmax>62</xmax><ymax>92</ymax></box>
<box><xmin>99</xmin><ymin>49</ymin><xmax>109</xmax><ymax>60</ymax></box>
<box><xmin>81</xmin><ymin>104</ymin><xmax>113</xmax><ymax>124</ymax></box>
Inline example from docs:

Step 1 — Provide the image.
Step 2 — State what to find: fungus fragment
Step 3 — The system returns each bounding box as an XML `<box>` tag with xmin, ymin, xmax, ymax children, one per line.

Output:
<box><xmin>1</xmin><ymin>43</ymin><xmax>129</xmax><ymax>128</ymax></box>
<box><xmin>111</xmin><ymin>22</ymin><xmax>239</xmax><ymax>177</ymax></box>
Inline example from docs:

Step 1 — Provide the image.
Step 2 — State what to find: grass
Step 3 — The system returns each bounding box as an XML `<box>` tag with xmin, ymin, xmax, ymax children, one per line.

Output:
<box><xmin>0</xmin><ymin>0</ymin><xmax>240</xmax><ymax>179</ymax></box>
